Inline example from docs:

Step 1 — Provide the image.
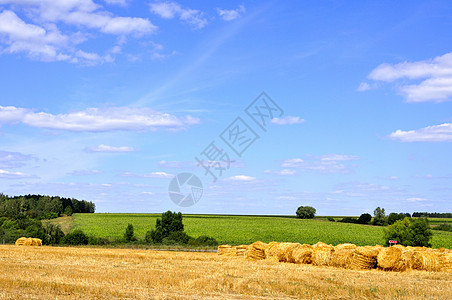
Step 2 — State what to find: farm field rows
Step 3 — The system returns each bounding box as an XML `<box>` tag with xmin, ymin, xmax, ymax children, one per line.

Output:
<box><xmin>72</xmin><ymin>214</ymin><xmax>452</xmax><ymax>248</ymax></box>
<box><xmin>0</xmin><ymin>245</ymin><xmax>451</xmax><ymax>299</ymax></box>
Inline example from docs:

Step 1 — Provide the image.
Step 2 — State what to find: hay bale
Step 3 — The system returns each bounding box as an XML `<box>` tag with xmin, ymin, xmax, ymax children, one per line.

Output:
<box><xmin>311</xmin><ymin>243</ymin><xmax>334</xmax><ymax>266</ymax></box>
<box><xmin>393</xmin><ymin>248</ymin><xmax>415</xmax><ymax>272</ymax></box>
<box><xmin>412</xmin><ymin>250</ymin><xmax>441</xmax><ymax>272</ymax></box>
<box><xmin>350</xmin><ymin>246</ymin><xmax>380</xmax><ymax>270</ymax></box>
<box><xmin>23</xmin><ymin>238</ymin><xmax>33</xmax><ymax>246</ymax></box>
<box><xmin>218</xmin><ymin>245</ymin><xmax>233</xmax><ymax>255</ymax></box>
<box><xmin>377</xmin><ymin>245</ymin><xmax>404</xmax><ymax>270</ymax></box>
<box><xmin>235</xmin><ymin>245</ymin><xmax>248</xmax><ymax>256</ymax></box>
<box><xmin>331</xmin><ymin>244</ymin><xmax>356</xmax><ymax>268</ymax></box>
<box><xmin>31</xmin><ymin>238</ymin><xmax>42</xmax><ymax>246</ymax></box>
<box><xmin>245</xmin><ymin>241</ymin><xmax>268</xmax><ymax>260</ymax></box>
<box><xmin>264</xmin><ymin>242</ymin><xmax>281</xmax><ymax>262</ymax></box>
<box><xmin>292</xmin><ymin>244</ymin><xmax>313</xmax><ymax>264</ymax></box>
<box><xmin>15</xmin><ymin>237</ymin><xmax>27</xmax><ymax>246</ymax></box>
<box><xmin>440</xmin><ymin>252</ymin><xmax>452</xmax><ymax>272</ymax></box>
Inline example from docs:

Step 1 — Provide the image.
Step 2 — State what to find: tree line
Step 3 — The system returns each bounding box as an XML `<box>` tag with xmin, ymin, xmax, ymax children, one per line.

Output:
<box><xmin>0</xmin><ymin>194</ymin><xmax>95</xmax><ymax>220</ymax></box>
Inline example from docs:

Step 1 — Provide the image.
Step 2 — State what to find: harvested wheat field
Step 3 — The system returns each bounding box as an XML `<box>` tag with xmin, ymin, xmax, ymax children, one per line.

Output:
<box><xmin>0</xmin><ymin>245</ymin><xmax>451</xmax><ymax>299</ymax></box>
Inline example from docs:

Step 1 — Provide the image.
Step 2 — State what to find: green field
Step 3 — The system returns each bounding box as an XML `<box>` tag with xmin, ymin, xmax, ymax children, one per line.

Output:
<box><xmin>72</xmin><ymin>213</ymin><xmax>452</xmax><ymax>249</ymax></box>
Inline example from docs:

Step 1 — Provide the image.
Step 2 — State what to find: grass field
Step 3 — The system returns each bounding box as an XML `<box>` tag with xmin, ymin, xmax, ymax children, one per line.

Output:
<box><xmin>71</xmin><ymin>214</ymin><xmax>452</xmax><ymax>249</ymax></box>
<box><xmin>0</xmin><ymin>245</ymin><xmax>450</xmax><ymax>299</ymax></box>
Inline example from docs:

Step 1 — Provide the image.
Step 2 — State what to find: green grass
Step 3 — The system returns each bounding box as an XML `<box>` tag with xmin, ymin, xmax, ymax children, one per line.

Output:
<box><xmin>72</xmin><ymin>214</ymin><xmax>452</xmax><ymax>249</ymax></box>
<box><xmin>426</xmin><ymin>218</ymin><xmax>452</xmax><ymax>225</ymax></box>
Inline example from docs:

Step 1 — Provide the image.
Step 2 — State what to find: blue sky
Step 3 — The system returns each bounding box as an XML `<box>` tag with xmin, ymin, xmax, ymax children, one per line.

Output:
<box><xmin>0</xmin><ymin>0</ymin><xmax>451</xmax><ymax>215</ymax></box>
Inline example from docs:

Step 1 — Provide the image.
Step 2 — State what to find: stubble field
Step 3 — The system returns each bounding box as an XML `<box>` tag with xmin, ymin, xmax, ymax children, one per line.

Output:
<box><xmin>0</xmin><ymin>245</ymin><xmax>450</xmax><ymax>299</ymax></box>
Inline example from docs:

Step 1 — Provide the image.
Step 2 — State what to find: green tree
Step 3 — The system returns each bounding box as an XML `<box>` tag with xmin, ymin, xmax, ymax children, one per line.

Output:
<box><xmin>384</xmin><ymin>218</ymin><xmax>432</xmax><ymax>247</ymax></box>
<box><xmin>387</xmin><ymin>212</ymin><xmax>406</xmax><ymax>225</ymax></box>
<box><xmin>296</xmin><ymin>206</ymin><xmax>316</xmax><ymax>219</ymax></box>
<box><xmin>64</xmin><ymin>206</ymin><xmax>72</xmax><ymax>216</ymax></box>
<box><xmin>124</xmin><ymin>223</ymin><xmax>136</xmax><ymax>242</ymax></box>
<box><xmin>372</xmin><ymin>207</ymin><xmax>387</xmax><ymax>226</ymax></box>
<box><xmin>61</xmin><ymin>229</ymin><xmax>89</xmax><ymax>245</ymax></box>
<box><xmin>357</xmin><ymin>213</ymin><xmax>372</xmax><ymax>224</ymax></box>
<box><xmin>145</xmin><ymin>211</ymin><xmax>184</xmax><ymax>244</ymax></box>
<box><xmin>43</xmin><ymin>223</ymin><xmax>65</xmax><ymax>244</ymax></box>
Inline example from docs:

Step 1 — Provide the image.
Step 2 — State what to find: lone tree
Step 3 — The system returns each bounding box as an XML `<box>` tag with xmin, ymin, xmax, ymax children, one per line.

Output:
<box><xmin>372</xmin><ymin>207</ymin><xmax>387</xmax><ymax>226</ymax></box>
<box><xmin>387</xmin><ymin>212</ymin><xmax>406</xmax><ymax>225</ymax></box>
<box><xmin>124</xmin><ymin>223</ymin><xmax>136</xmax><ymax>242</ymax></box>
<box><xmin>357</xmin><ymin>213</ymin><xmax>372</xmax><ymax>225</ymax></box>
<box><xmin>296</xmin><ymin>206</ymin><xmax>316</xmax><ymax>219</ymax></box>
<box><xmin>145</xmin><ymin>211</ymin><xmax>184</xmax><ymax>243</ymax></box>
<box><xmin>384</xmin><ymin>218</ymin><xmax>432</xmax><ymax>247</ymax></box>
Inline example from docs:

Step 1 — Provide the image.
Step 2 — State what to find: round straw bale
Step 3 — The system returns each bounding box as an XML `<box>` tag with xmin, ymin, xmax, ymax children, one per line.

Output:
<box><xmin>292</xmin><ymin>244</ymin><xmax>313</xmax><ymax>264</ymax></box>
<box><xmin>235</xmin><ymin>245</ymin><xmax>248</xmax><ymax>256</ymax></box>
<box><xmin>393</xmin><ymin>248</ymin><xmax>415</xmax><ymax>272</ymax></box>
<box><xmin>350</xmin><ymin>246</ymin><xmax>379</xmax><ymax>270</ymax></box>
<box><xmin>377</xmin><ymin>245</ymin><xmax>404</xmax><ymax>270</ymax></box>
<box><xmin>244</xmin><ymin>241</ymin><xmax>268</xmax><ymax>260</ymax></box>
<box><xmin>23</xmin><ymin>238</ymin><xmax>33</xmax><ymax>246</ymax></box>
<box><xmin>217</xmin><ymin>244</ymin><xmax>232</xmax><ymax>255</ymax></box>
<box><xmin>335</xmin><ymin>243</ymin><xmax>357</xmax><ymax>250</ymax></box>
<box><xmin>412</xmin><ymin>250</ymin><xmax>441</xmax><ymax>272</ymax></box>
<box><xmin>440</xmin><ymin>252</ymin><xmax>452</xmax><ymax>272</ymax></box>
<box><xmin>264</xmin><ymin>241</ymin><xmax>281</xmax><ymax>261</ymax></box>
<box><xmin>31</xmin><ymin>238</ymin><xmax>42</xmax><ymax>246</ymax></box>
<box><xmin>331</xmin><ymin>247</ymin><xmax>355</xmax><ymax>268</ymax></box>
<box><xmin>15</xmin><ymin>237</ymin><xmax>27</xmax><ymax>246</ymax></box>
<box><xmin>311</xmin><ymin>243</ymin><xmax>334</xmax><ymax>266</ymax></box>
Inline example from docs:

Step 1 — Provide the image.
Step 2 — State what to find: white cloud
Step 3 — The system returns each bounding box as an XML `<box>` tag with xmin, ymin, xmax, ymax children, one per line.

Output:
<box><xmin>389</xmin><ymin>123</ymin><xmax>452</xmax><ymax>142</ymax></box>
<box><xmin>365</xmin><ymin>52</ymin><xmax>452</xmax><ymax>102</ymax></box>
<box><xmin>265</xmin><ymin>169</ymin><xmax>297</xmax><ymax>176</ymax></box>
<box><xmin>217</xmin><ymin>5</ymin><xmax>246</xmax><ymax>21</ymax></box>
<box><xmin>86</xmin><ymin>144</ymin><xmax>134</xmax><ymax>153</ymax></box>
<box><xmin>406</xmin><ymin>197</ymin><xmax>427</xmax><ymax>202</ymax></box>
<box><xmin>0</xmin><ymin>169</ymin><xmax>35</xmax><ymax>179</ymax></box>
<box><xmin>68</xmin><ymin>169</ymin><xmax>103</xmax><ymax>175</ymax></box>
<box><xmin>271</xmin><ymin>116</ymin><xmax>305</xmax><ymax>125</ymax></box>
<box><xmin>280</xmin><ymin>154</ymin><xmax>359</xmax><ymax>174</ymax></box>
<box><xmin>120</xmin><ymin>171</ymin><xmax>174</xmax><ymax>178</ymax></box>
<box><xmin>149</xmin><ymin>1</ymin><xmax>207</xmax><ymax>29</ymax></box>
<box><xmin>0</xmin><ymin>106</ymin><xmax>200</xmax><ymax>132</ymax></box>
<box><xmin>104</xmin><ymin>0</ymin><xmax>128</xmax><ymax>6</ymax></box>
<box><xmin>228</xmin><ymin>175</ymin><xmax>256</xmax><ymax>181</ymax></box>
<box><xmin>0</xmin><ymin>1</ymin><xmax>155</xmax><ymax>63</ymax></box>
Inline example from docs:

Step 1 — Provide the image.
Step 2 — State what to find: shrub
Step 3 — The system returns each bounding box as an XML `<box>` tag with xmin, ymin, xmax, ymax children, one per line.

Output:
<box><xmin>384</xmin><ymin>218</ymin><xmax>432</xmax><ymax>247</ymax></box>
<box><xmin>61</xmin><ymin>229</ymin><xmax>89</xmax><ymax>245</ymax></box>
<box><xmin>327</xmin><ymin>217</ymin><xmax>335</xmax><ymax>222</ymax></box>
<box><xmin>338</xmin><ymin>217</ymin><xmax>357</xmax><ymax>224</ymax></box>
<box><xmin>43</xmin><ymin>223</ymin><xmax>65</xmax><ymax>244</ymax></box>
<box><xmin>124</xmin><ymin>224</ymin><xmax>137</xmax><ymax>242</ymax></box>
<box><xmin>357</xmin><ymin>213</ymin><xmax>372</xmax><ymax>224</ymax></box>
<box><xmin>64</xmin><ymin>206</ymin><xmax>72</xmax><ymax>216</ymax></box>
<box><xmin>432</xmin><ymin>222</ymin><xmax>452</xmax><ymax>232</ymax></box>
<box><xmin>296</xmin><ymin>206</ymin><xmax>316</xmax><ymax>219</ymax></box>
<box><xmin>387</xmin><ymin>213</ymin><xmax>406</xmax><ymax>225</ymax></box>
<box><xmin>188</xmin><ymin>235</ymin><xmax>218</xmax><ymax>247</ymax></box>
<box><xmin>167</xmin><ymin>231</ymin><xmax>191</xmax><ymax>244</ymax></box>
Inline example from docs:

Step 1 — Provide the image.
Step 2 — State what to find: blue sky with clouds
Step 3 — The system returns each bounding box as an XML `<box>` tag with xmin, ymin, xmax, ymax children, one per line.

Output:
<box><xmin>1</xmin><ymin>0</ymin><xmax>451</xmax><ymax>215</ymax></box>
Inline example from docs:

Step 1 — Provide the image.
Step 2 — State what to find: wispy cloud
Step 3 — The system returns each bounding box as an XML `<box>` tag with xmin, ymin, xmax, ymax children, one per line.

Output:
<box><xmin>406</xmin><ymin>197</ymin><xmax>427</xmax><ymax>202</ymax></box>
<box><xmin>271</xmin><ymin>116</ymin><xmax>305</xmax><ymax>125</ymax></box>
<box><xmin>149</xmin><ymin>1</ymin><xmax>207</xmax><ymax>29</ymax></box>
<box><xmin>0</xmin><ymin>169</ymin><xmax>36</xmax><ymax>179</ymax></box>
<box><xmin>217</xmin><ymin>5</ymin><xmax>246</xmax><ymax>21</ymax></box>
<box><xmin>280</xmin><ymin>154</ymin><xmax>359</xmax><ymax>174</ymax></box>
<box><xmin>0</xmin><ymin>151</ymin><xmax>33</xmax><ymax>169</ymax></box>
<box><xmin>362</xmin><ymin>52</ymin><xmax>452</xmax><ymax>102</ymax></box>
<box><xmin>68</xmin><ymin>169</ymin><xmax>103</xmax><ymax>176</ymax></box>
<box><xmin>227</xmin><ymin>175</ymin><xmax>256</xmax><ymax>181</ymax></box>
<box><xmin>0</xmin><ymin>106</ymin><xmax>200</xmax><ymax>132</ymax></box>
<box><xmin>264</xmin><ymin>169</ymin><xmax>297</xmax><ymax>176</ymax></box>
<box><xmin>86</xmin><ymin>145</ymin><xmax>134</xmax><ymax>153</ymax></box>
<box><xmin>119</xmin><ymin>171</ymin><xmax>174</xmax><ymax>178</ymax></box>
<box><xmin>389</xmin><ymin>123</ymin><xmax>452</xmax><ymax>142</ymax></box>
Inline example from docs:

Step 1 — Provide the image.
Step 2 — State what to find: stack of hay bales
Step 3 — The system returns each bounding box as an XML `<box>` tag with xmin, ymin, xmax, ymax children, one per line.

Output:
<box><xmin>440</xmin><ymin>251</ymin><xmax>452</xmax><ymax>272</ymax></box>
<box><xmin>350</xmin><ymin>246</ymin><xmax>381</xmax><ymax>270</ymax></box>
<box><xmin>377</xmin><ymin>245</ymin><xmax>415</xmax><ymax>272</ymax></box>
<box><xmin>264</xmin><ymin>242</ymin><xmax>281</xmax><ymax>262</ymax></box>
<box><xmin>331</xmin><ymin>243</ymin><xmax>357</xmax><ymax>268</ymax></box>
<box><xmin>292</xmin><ymin>244</ymin><xmax>313</xmax><ymax>264</ymax></box>
<box><xmin>311</xmin><ymin>242</ymin><xmax>334</xmax><ymax>266</ymax></box>
<box><xmin>244</xmin><ymin>241</ymin><xmax>268</xmax><ymax>260</ymax></box>
<box><xmin>235</xmin><ymin>245</ymin><xmax>248</xmax><ymax>257</ymax></box>
<box><xmin>15</xmin><ymin>237</ymin><xmax>42</xmax><ymax>246</ymax></box>
<box><xmin>217</xmin><ymin>245</ymin><xmax>236</xmax><ymax>256</ymax></box>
